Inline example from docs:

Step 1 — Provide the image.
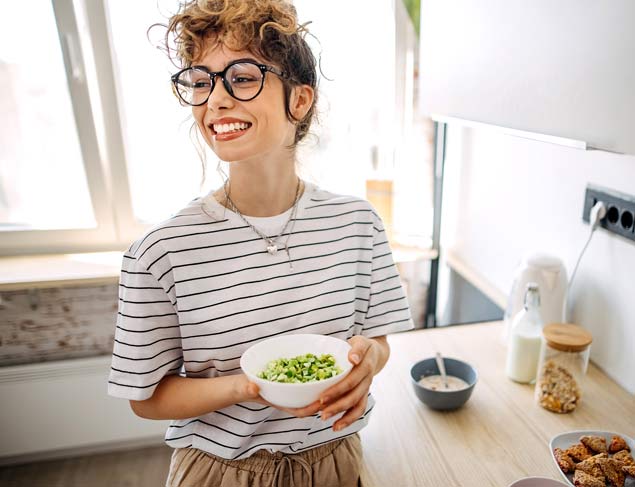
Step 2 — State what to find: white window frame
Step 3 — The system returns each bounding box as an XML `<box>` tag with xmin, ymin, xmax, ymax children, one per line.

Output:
<box><xmin>1</xmin><ymin>0</ymin><xmax>426</xmax><ymax>258</ymax></box>
<box><xmin>0</xmin><ymin>0</ymin><xmax>149</xmax><ymax>257</ymax></box>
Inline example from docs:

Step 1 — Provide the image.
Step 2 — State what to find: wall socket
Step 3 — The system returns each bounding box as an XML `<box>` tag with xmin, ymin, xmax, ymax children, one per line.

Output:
<box><xmin>583</xmin><ymin>184</ymin><xmax>635</xmax><ymax>242</ymax></box>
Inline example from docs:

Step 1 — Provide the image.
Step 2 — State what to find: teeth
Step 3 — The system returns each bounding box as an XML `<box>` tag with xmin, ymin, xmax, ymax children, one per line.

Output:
<box><xmin>213</xmin><ymin>122</ymin><xmax>250</xmax><ymax>134</ymax></box>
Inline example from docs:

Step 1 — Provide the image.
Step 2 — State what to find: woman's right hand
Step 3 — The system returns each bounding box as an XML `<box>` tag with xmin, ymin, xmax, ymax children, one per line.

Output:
<box><xmin>239</xmin><ymin>375</ymin><xmax>322</xmax><ymax>418</ymax></box>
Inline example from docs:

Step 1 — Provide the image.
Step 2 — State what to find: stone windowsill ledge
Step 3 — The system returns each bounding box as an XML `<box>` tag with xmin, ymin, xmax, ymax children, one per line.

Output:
<box><xmin>0</xmin><ymin>244</ymin><xmax>438</xmax><ymax>292</ymax></box>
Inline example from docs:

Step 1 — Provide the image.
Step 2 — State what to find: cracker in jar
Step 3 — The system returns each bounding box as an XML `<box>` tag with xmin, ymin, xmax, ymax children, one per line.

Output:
<box><xmin>536</xmin><ymin>360</ymin><xmax>580</xmax><ymax>413</ymax></box>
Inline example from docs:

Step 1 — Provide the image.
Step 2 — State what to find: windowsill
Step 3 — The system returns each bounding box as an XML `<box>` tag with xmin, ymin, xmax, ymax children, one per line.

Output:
<box><xmin>0</xmin><ymin>244</ymin><xmax>438</xmax><ymax>292</ymax></box>
<box><xmin>0</xmin><ymin>252</ymin><xmax>123</xmax><ymax>291</ymax></box>
<box><xmin>443</xmin><ymin>248</ymin><xmax>508</xmax><ymax>309</ymax></box>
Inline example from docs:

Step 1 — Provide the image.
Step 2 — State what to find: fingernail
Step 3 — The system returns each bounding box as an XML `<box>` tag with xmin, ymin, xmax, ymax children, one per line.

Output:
<box><xmin>351</xmin><ymin>354</ymin><xmax>360</xmax><ymax>364</ymax></box>
<box><xmin>320</xmin><ymin>396</ymin><xmax>328</xmax><ymax>405</ymax></box>
<box><xmin>321</xmin><ymin>412</ymin><xmax>330</xmax><ymax>421</ymax></box>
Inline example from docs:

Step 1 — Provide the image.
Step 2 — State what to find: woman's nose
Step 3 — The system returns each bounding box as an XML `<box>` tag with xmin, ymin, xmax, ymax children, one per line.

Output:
<box><xmin>207</xmin><ymin>77</ymin><xmax>234</xmax><ymax>110</ymax></box>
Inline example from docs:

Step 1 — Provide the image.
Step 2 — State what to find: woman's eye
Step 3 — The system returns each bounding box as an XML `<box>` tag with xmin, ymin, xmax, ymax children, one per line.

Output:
<box><xmin>233</xmin><ymin>76</ymin><xmax>258</xmax><ymax>84</ymax></box>
<box><xmin>192</xmin><ymin>80</ymin><xmax>211</xmax><ymax>89</ymax></box>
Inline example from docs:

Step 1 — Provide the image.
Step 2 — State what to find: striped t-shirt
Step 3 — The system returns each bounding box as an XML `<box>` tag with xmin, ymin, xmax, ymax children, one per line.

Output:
<box><xmin>108</xmin><ymin>181</ymin><xmax>414</xmax><ymax>460</ymax></box>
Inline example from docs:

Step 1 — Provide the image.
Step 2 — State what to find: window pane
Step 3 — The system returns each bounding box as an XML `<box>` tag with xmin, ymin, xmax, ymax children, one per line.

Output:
<box><xmin>106</xmin><ymin>0</ymin><xmax>220</xmax><ymax>225</ymax></box>
<box><xmin>0</xmin><ymin>2</ymin><xmax>95</xmax><ymax>231</ymax></box>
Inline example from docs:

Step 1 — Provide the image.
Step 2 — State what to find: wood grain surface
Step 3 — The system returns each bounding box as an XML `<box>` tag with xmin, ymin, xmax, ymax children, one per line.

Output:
<box><xmin>359</xmin><ymin>322</ymin><xmax>635</xmax><ymax>487</ymax></box>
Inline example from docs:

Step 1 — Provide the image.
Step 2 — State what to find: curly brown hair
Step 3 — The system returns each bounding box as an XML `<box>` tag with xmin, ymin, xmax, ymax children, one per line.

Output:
<box><xmin>160</xmin><ymin>0</ymin><xmax>318</xmax><ymax>146</ymax></box>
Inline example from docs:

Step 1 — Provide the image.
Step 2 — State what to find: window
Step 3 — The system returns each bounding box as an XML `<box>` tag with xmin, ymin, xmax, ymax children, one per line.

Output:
<box><xmin>0</xmin><ymin>0</ymin><xmax>432</xmax><ymax>257</ymax></box>
<box><xmin>105</xmin><ymin>0</ymin><xmax>220</xmax><ymax>225</ymax></box>
<box><xmin>0</xmin><ymin>1</ymin><xmax>95</xmax><ymax>232</ymax></box>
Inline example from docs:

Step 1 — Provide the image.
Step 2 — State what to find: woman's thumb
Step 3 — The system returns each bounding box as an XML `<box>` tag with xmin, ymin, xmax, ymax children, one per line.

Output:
<box><xmin>349</xmin><ymin>344</ymin><xmax>363</xmax><ymax>365</ymax></box>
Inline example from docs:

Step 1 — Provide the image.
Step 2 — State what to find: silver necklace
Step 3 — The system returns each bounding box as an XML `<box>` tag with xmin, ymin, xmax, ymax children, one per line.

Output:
<box><xmin>223</xmin><ymin>178</ymin><xmax>302</xmax><ymax>269</ymax></box>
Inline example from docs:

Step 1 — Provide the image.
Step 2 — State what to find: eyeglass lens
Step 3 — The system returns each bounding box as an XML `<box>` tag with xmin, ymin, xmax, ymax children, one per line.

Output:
<box><xmin>176</xmin><ymin>62</ymin><xmax>264</xmax><ymax>104</ymax></box>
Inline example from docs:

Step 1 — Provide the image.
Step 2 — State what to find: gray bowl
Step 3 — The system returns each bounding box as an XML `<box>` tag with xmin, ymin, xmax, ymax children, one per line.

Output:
<box><xmin>410</xmin><ymin>357</ymin><xmax>478</xmax><ymax>410</ymax></box>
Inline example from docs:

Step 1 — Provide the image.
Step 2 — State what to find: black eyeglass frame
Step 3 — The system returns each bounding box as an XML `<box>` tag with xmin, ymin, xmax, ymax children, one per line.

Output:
<box><xmin>171</xmin><ymin>58</ymin><xmax>288</xmax><ymax>106</ymax></box>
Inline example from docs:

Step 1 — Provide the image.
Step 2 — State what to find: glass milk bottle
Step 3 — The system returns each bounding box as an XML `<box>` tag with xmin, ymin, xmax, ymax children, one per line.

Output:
<box><xmin>505</xmin><ymin>283</ymin><xmax>543</xmax><ymax>383</ymax></box>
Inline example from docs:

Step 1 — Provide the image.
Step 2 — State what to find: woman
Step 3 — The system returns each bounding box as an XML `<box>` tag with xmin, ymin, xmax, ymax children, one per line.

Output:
<box><xmin>107</xmin><ymin>1</ymin><xmax>413</xmax><ymax>485</ymax></box>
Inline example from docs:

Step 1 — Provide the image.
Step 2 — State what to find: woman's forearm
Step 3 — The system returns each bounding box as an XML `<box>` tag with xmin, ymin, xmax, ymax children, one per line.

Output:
<box><xmin>370</xmin><ymin>335</ymin><xmax>390</xmax><ymax>375</ymax></box>
<box><xmin>130</xmin><ymin>373</ymin><xmax>257</xmax><ymax>420</ymax></box>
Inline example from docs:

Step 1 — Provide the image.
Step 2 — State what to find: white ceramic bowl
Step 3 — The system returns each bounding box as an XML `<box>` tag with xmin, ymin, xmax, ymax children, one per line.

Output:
<box><xmin>507</xmin><ymin>477</ymin><xmax>569</xmax><ymax>487</ymax></box>
<box><xmin>240</xmin><ymin>334</ymin><xmax>353</xmax><ymax>408</ymax></box>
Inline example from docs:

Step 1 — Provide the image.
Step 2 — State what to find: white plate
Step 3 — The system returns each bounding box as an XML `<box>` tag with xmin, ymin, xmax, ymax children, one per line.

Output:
<box><xmin>549</xmin><ymin>430</ymin><xmax>635</xmax><ymax>486</ymax></box>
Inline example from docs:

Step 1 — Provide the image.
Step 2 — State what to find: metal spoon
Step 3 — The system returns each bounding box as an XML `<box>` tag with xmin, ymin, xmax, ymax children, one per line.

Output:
<box><xmin>435</xmin><ymin>352</ymin><xmax>449</xmax><ymax>389</ymax></box>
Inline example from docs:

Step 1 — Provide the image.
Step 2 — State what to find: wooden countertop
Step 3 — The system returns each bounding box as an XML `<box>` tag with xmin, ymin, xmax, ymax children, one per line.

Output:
<box><xmin>359</xmin><ymin>321</ymin><xmax>635</xmax><ymax>487</ymax></box>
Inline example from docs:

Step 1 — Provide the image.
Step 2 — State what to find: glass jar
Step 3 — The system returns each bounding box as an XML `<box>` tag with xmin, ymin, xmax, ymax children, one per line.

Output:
<box><xmin>534</xmin><ymin>323</ymin><xmax>592</xmax><ymax>413</ymax></box>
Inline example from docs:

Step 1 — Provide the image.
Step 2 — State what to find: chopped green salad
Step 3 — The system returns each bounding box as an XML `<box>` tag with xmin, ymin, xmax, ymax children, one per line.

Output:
<box><xmin>257</xmin><ymin>353</ymin><xmax>343</xmax><ymax>383</ymax></box>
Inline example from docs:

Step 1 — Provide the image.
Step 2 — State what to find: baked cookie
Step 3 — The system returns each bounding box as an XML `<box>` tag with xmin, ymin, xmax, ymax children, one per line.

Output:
<box><xmin>622</xmin><ymin>464</ymin><xmax>635</xmax><ymax>477</ymax></box>
<box><xmin>576</xmin><ymin>453</ymin><xmax>607</xmax><ymax>479</ymax></box>
<box><xmin>614</xmin><ymin>449</ymin><xmax>635</xmax><ymax>467</ymax></box>
<box><xmin>573</xmin><ymin>469</ymin><xmax>605</xmax><ymax>487</ymax></box>
<box><xmin>599</xmin><ymin>457</ymin><xmax>626</xmax><ymax>487</ymax></box>
<box><xmin>566</xmin><ymin>443</ymin><xmax>593</xmax><ymax>462</ymax></box>
<box><xmin>581</xmin><ymin>435</ymin><xmax>608</xmax><ymax>454</ymax></box>
<box><xmin>554</xmin><ymin>447</ymin><xmax>575</xmax><ymax>473</ymax></box>
<box><xmin>609</xmin><ymin>435</ymin><xmax>631</xmax><ymax>454</ymax></box>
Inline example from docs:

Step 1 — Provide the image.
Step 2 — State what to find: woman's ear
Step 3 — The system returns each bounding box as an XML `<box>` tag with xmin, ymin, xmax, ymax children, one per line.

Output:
<box><xmin>290</xmin><ymin>84</ymin><xmax>315</xmax><ymax>120</ymax></box>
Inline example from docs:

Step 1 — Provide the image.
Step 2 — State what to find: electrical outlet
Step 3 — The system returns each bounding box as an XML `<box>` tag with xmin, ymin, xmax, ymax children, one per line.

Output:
<box><xmin>582</xmin><ymin>184</ymin><xmax>635</xmax><ymax>242</ymax></box>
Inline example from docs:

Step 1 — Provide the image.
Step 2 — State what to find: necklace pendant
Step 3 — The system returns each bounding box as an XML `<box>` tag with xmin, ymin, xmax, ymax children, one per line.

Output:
<box><xmin>266</xmin><ymin>244</ymin><xmax>278</xmax><ymax>255</ymax></box>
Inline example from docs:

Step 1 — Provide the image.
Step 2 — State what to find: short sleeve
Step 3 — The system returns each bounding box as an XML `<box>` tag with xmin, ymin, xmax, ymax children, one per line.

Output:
<box><xmin>361</xmin><ymin>212</ymin><xmax>415</xmax><ymax>337</ymax></box>
<box><xmin>107</xmin><ymin>252</ymin><xmax>183</xmax><ymax>401</ymax></box>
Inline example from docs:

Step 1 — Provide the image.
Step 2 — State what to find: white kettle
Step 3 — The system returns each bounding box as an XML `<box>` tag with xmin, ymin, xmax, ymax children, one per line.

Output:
<box><xmin>503</xmin><ymin>253</ymin><xmax>568</xmax><ymax>343</ymax></box>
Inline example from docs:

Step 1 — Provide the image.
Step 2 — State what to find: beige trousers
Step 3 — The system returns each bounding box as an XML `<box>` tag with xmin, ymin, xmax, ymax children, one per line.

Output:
<box><xmin>165</xmin><ymin>434</ymin><xmax>362</xmax><ymax>487</ymax></box>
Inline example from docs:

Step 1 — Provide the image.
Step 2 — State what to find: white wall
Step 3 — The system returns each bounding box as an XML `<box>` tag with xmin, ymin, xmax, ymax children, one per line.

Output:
<box><xmin>440</xmin><ymin>125</ymin><xmax>635</xmax><ymax>394</ymax></box>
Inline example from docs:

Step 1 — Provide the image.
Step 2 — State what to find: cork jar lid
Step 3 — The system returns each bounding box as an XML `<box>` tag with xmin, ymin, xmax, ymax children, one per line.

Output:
<box><xmin>542</xmin><ymin>323</ymin><xmax>593</xmax><ymax>352</ymax></box>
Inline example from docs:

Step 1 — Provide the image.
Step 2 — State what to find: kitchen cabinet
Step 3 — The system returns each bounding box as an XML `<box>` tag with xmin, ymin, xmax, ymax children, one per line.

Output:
<box><xmin>419</xmin><ymin>0</ymin><xmax>635</xmax><ymax>155</ymax></box>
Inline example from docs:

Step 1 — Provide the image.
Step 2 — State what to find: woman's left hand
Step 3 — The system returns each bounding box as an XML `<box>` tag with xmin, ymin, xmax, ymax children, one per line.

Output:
<box><xmin>318</xmin><ymin>335</ymin><xmax>389</xmax><ymax>432</ymax></box>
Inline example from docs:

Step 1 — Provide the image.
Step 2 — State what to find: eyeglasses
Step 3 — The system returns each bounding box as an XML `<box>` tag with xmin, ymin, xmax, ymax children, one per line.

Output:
<box><xmin>171</xmin><ymin>58</ymin><xmax>287</xmax><ymax>106</ymax></box>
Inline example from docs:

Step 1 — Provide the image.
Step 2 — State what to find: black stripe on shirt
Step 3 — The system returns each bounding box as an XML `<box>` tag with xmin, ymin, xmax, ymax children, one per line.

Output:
<box><xmin>180</xmin><ymin>286</ymin><xmax>358</xmax><ymax>327</ymax></box>
<box><xmin>367</xmin><ymin>296</ymin><xmax>407</xmax><ymax>313</ymax></box>
<box><xmin>111</xmin><ymin>359</ymin><xmax>181</xmax><ymax>376</ymax></box>
<box><xmin>132</xmin><ymin>218</ymin><xmax>229</xmax><ymax>257</ymax></box>
<box><xmin>165</xmin><ymin>432</ymin><xmax>237</xmax><ymax>451</ymax></box>
<box><xmin>112</xmin><ymin>346</ymin><xmax>181</xmax><ymax>362</ymax></box>
<box><xmin>366</xmin><ymin>306</ymin><xmax>410</xmax><ymax>320</ymax></box>
<box><xmin>305</xmin><ymin>200</ymin><xmax>364</xmax><ymax>210</ymax></box>
<box><xmin>363</xmin><ymin>317</ymin><xmax>412</xmax><ymax>331</ymax></box>
<box><xmin>175</xmin><ymin>256</ymin><xmax>372</xmax><ymax>300</ymax></box>
<box><xmin>137</xmin><ymin>222</ymin><xmax>248</xmax><ymax>262</ymax></box>
<box><xmin>162</xmin><ymin>233</ymin><xmax>370</xmax><ymax>281</ymax></box>
<box><xmin>179</xmin><ymin>272</ymin><xmax>363</xmax><ymax>314</ymax></box>
<box><xmin>181</xmin><ymin>311</ymin><xmax>356</xmax><ymax>352</ymax></box>
<box><xmin>147</xmin><ymin>220</ymin><xmax>373</xmax><ymax>271</ymax></box>
<box><xmin>118</xmin><ymin>311</ymin><xmax>177</xmax><ymax>319</ymax></box>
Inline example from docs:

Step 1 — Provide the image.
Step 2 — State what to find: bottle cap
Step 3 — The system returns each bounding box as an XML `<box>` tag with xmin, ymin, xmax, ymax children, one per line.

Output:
<box><xmin>542</xmin><ymin>323</ymin><xmax>592</xmax><ymax>352</ymax></box>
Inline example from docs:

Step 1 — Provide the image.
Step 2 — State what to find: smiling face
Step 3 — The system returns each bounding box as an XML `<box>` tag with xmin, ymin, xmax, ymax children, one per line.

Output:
<box><xmin>192</xmin><ymin>42</ymin><xmax>303</xmax><ymax>165</ymax></box>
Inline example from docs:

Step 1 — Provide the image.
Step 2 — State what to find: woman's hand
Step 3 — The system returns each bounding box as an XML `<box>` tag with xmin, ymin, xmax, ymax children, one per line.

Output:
<box><xmin>318</xmin><ymin>335</ymin><xmax>390</xmax><ymax>432</ymax></box>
